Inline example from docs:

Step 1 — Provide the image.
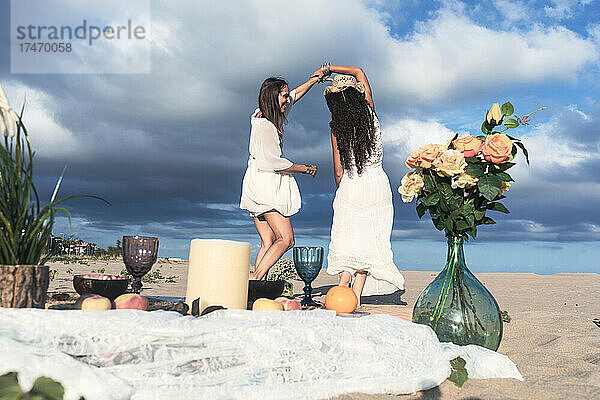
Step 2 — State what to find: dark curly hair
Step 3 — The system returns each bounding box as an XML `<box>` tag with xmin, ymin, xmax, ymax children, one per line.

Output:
<box><xmin>325</xmin><ymin>87</ymin><xmax>376</xmax><ymax>175</ymax></box>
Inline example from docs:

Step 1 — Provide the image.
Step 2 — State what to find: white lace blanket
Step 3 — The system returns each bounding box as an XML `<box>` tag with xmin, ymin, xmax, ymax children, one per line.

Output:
<box><xmin>0</xmin><ymin>309</ymin><xmax>522</xmax><ymax>400</ymax></box>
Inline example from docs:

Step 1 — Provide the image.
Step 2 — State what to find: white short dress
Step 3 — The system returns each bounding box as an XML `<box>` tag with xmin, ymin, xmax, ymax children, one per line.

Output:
<box><xmin>327</xmin><ymin>111</ymin><xmax>405</xmax><ymax>295</ymax></box>
<box><xmin>240</xmin><ymin>90</ymin><xmax>301</xmax><ymax>218</ymax></box>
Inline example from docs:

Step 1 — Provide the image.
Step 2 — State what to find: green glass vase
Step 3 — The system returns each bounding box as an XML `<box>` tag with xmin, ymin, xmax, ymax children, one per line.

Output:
<box><xmin>412</xmin><ymin>237</ymin><xmax>503</xmax><ymax>351</ymax></box>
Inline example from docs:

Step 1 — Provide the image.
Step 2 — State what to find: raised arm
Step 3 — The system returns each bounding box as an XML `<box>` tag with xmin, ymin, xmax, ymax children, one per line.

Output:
<box><xmin>328</xmin><ymin>65</ymin><xmax>374</xmax><ymax>111</ymax></box>
<box><xmin>292</xmin><ymin>67</ymin><xmax>330</xmax><ymax>102</ymax></box>
<box><xmin>331</xmin><ymin>131</ymin><xmax>343</xmax><ymax>187</ymax></box>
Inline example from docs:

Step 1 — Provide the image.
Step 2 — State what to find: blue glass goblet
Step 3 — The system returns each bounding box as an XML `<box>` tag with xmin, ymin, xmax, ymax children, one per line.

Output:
<box><xmin>293</xmin><ymin>246</ymin><xmax>323</xmax><ymax>307</ymax></box>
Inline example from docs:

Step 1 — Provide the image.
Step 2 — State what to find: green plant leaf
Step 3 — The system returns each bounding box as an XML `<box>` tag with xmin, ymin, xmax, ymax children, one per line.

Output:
<box><xmin>459</xmin><ymin>200</ymin><xmax>475</xmax><ymax>216</ymax></box>
<box><xmin>487</xmin><ymin>202</ymin><xmax>510</xmax><ymax>213</ymax></box>
<box><xmin>465</xmin><ymin>163</ymin><xmax>484</xmax><ymax>177</ymax></box>
<box><xmin>448</xmin><ymin>357</ymin><xmax>469</xmax><ymax>387</ymax></box>
<box><xmin>30</xmin><ymin>377</ymin><xmax>64</xmax><ymax>400</ymax></box>
<box><xmin>474</xmin><ymin>209</ymin><xmax>485</xmax><ymax>220</ymax></box>
<box><xmin>416</xmin><ymin>203</ymin><xmax>427</xmax><ymax>219</ymax></box>
<box><xmin>432</xmin><ymin>218</ymin><xmax>444</xmax><ymax>231</ymax></box>
<box><xmin>477</xmin><ymin>174</ymin><xmax>502</xmax><ymax>201</ymax></box>
<box><xmin>0</xmin><ymin>372</ymin><xmax>23</xmax><ymax>400</ymax></box>
<box><xmin>503</xmin><ymin>118</ymin><xmax>519</xmax><ymax>128</ymax></box>
<box><xmin>491</xmin><ymin>171</ymin><xmax>513</xmax><ymax>182</ymax></box>
<box><xmin>421</xmin><ymin>192</ymin><xmax>440</xmax><ymax>207</ymax></box>
<box><xmin>467</xmin><ymin>226</ymin><xmax>477</xmax><ymax>239</ymax></box>
<box><xmin>466</xmin><ymin>214</ymin><xmax>475</xmax><ymax>227</ymax></box>
<box><xmin>497</xmin><ymin>162</ymin><xmax>515</xmax><ymax>171</ymax></box>
<box><xmin>501</xmin><ymin>310</ymin><xmax>512</xmax><ymax>323</ymax></box>
<box><xmin>514</xmin><ymin>141</ymin><xmax>530</xmax><ymax>165</ymax></box>
<box><xmin>481</xmin><ymin>121</ymin><xmax>492</xmax><ymax>135</ymax></box>
<box><xmin>456</xmin><ymin>220</ymin><xmax>469</xmax><ymax>231</ymax></box>
<box><xmin>438</xmin><ymin>182</ymin><xmax>454</xmax><ymax>199</ymax></box>
<box><xmin>482</xmin><ymin>216</ymin><xmax>496</xmax><ymax>224</ymax></box>
<box><xmin>423</xmin><ymin>173</ymin><xmax>434</xmax><ymax>191</ymax></box>
<box><xmin>501</xmin><ymin>102</ymin><xmax>514</xmax><ymax>116</ymax></box>
<box><xmin>444</xmin><ymin>216</ymin><xmax>454</xmax><ymax>232</ymax></box>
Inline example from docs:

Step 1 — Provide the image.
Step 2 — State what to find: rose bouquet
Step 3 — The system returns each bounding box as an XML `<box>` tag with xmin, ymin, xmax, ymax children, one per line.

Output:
<box><xmin>399</xmin><ymin>102</ymin><xmax>545</xmax><ymax>239</ymax></box>
<box><xmin>402</xmin><ymin>102</ymin><xmax>545</xmax><ymax>350</ymax></box>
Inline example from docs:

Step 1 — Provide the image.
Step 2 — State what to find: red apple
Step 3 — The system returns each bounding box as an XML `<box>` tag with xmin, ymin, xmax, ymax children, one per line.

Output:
<box><xmin>114</xmin><ymin>293</ymin><xmax>148</xmax><ymax>310</ymax></box>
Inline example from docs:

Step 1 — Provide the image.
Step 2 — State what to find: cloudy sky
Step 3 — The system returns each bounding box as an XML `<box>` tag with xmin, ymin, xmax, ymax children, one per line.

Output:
<box><xmin>1</xmin><ymin>0</ymin><xmax>599</xmax><ymax>273</ymax></box>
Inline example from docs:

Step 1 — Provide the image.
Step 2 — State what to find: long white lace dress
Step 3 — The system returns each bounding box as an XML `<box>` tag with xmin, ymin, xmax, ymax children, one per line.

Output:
<box><xmin>327</xmin><ymin>111</ymin><xmax>405</xmax><ymax>296</ymax></box>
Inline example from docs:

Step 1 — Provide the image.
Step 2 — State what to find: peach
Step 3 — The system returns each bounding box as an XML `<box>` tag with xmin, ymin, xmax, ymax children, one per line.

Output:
<box><xmin>114</xmin><ymin>293</ymin><xmax>148</xmax><ymax>310</ymax></box>
<box><xmin>75</xmin><ymin>294</ymin><xmax>112</xmax><ymax>311</ymax></box>
<box><xmin>274</xmin><ymin>297</ymin><xmax>302</xmax><ymax>311</ymax></box>
<box><xmin>252</xmin><ymin>298</ymin><xmax>284</xmax><ymax>311</ymax></box>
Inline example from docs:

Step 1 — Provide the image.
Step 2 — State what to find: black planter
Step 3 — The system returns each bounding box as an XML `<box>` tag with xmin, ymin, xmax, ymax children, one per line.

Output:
<box><xmin>73</xmin><ymin>274</ymin><xmax>130</xmax><ymax>301</ymax></box>
<box><xmin>247</xmin><ymin>280</ymin><xmax>285</xmax><ymax>309</ymax></box>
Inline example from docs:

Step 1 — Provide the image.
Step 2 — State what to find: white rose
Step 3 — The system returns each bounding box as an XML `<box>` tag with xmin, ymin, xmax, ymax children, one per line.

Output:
<box><xmin>451</xmin><ymin>173</ymin><xmax>479</xmax><ymax>189</ymax></box>
<box><xmin>433</xmin><ymin>149</ymin><xmax>467</xmax><ymax>177</ymax></box>
<box><xmin>398</xmin><ymin>171</ymin><xmax>424</xmax><ymax>203</ymax></box>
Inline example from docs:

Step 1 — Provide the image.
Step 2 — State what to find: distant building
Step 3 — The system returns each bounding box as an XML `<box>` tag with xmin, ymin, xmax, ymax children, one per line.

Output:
<box><xmin>47</xmin><ymin>235</ymin><xmax>96</xmax><ymax>256</ymax></box>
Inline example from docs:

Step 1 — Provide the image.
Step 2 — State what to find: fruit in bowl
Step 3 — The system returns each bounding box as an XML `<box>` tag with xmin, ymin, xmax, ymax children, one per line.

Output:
<box><xmin>73</xmin><ymin>274</ymin><xmax>130</xmax><ymax>301</ymax></box>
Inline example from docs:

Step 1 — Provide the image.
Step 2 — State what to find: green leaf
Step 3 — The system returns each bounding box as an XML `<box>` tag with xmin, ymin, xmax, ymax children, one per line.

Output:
<box><xmin>491</xmin><ymin>171</ymin><xmax>514</xmax><ymax>182</ymax></box>
<box><xmin>503</xmin><ymin>118</ymin><xmax>519</xmax><ymax>128</ymax></box>
<box><xmin>421</xmin><ymin>192</ymin><xmax>440</xmax><ymax>207</ymax></box>
<box><xmin>487</xmin><ymin>202</ymin><xmax>510</xmax><ymax>214</ymax></box>
<box><xmin>0</xmin><ymin>372</ymin><xmax>23</xmax><ymax>400</ymax></box>
<box><xmin>465</xmin><ymin>156</ymin><xmax>481</xmax><ymax>164</ymax></box>
<box><xmin>514</xmin><ymin>141</ymin><xmax>530</xmax><ymax>165</ymax></box>
<box><xmin>477</xmin><ymin>174</ymin><xmax>502</xmax><ymax>201</ymax></box>
<box><xmin>448</xmin><ymin>357</ymin><xmax>469</xmax><ymax>387</ymax></box>
<box><xmin>465</xmin><ymin>163</ymin><xmax>484</xmax><ymax>177</ymax></box>
<box><xmin>432</xmin><ymin>218</ymin><xmax>444</xmax><ymax>231</ymax></box>
<box><xmin>482</xmin><ymin>217</ymin><xmax>496</xmax><ymax>224</ymax></box>
<box><xmin>438</xmin><ymin>182</ymin><xmax>454</xmax><ymax>199</ymax></box>
<box><xmin>481</xmin><ymin>121</ymin><xmax>492</xmax><ymax>135</ymax></box>
<box><xmin>416</xmin><ymin>203</ymin><xmax>427</xmax><ymax>219</ymax></box>
<box><xmin>444</xmin><ymin>216</ymin><xmax>454</xmax><ymax>232</ymax></box>
<box><xmin>30</xmin><ymin>376</ymin><xmax>64</xmax><ymax>400</ymax></box>
<box><xmin>456</xmin><ymin>220</ymin><xmax>469</xmax><ymax>231</ymax></box>
<box><xmin>459</xmin><ymin>200</ymin><xmax>475</xmax><ymax>216</ymax></box>
<box><xmin>466</xmin><ymin>214</ymin><xmax>475</xmax><ymax>227</ymax></box>
<box><xmin>474</xmin><ymin>209</ymin><xmax>485</xmax><ymax>220</ymax></box>
<box><xmin>501</xmin><ymin>102</ymin><xmax>514</xmax><ymax>116</ymax></box>
<box><xmin>497</xmin><ymin>162</ymin><xmax>515</xmax><ymax>171</ymax></box>
<box><xmin>467</xmin><ymin>226</ymin><xmax>478</xmax><ymax>239</ymax></box>
<box><xmin>501</xmin><ymin>310</ymin><xmax>512</xmax><ymax>323</ymax></box>
<box><xmin>423</xmin><ymin>173</ymin><xmax>434</xmax><ymax>191</ymax></box>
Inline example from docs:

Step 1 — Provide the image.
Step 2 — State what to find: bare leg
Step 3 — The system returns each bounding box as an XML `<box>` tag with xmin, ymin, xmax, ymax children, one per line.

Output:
<box><xmin>253</xmin><ymin>217</ymin><xmax>276</xmax><ymax>273</ymax></box>
<box><xmin>339</xmin><ymin>270</ymin><xmax>351</xmax><ymax>287</ymax></box>
<box><xmin>351</xmin><ymin>270</ymin><xmax>368</xmax><ymax>307</ymax></box>
<box><xmin>251</xmin><ymin>211</ymin><xmax>294</xmax><ymax>280</ymax></box>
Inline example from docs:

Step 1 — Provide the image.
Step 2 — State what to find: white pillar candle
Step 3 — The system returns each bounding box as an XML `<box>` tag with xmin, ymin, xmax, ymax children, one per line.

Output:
<box><xmin>185</xmin><ymin>239</ymin><xmax>251</xmax><ymax>314</ymax></box>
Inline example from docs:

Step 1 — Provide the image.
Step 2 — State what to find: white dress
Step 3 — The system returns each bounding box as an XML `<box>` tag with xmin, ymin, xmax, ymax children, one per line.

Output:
<box><xmin>327</xmin><ymin>111</ymin><xmax>405</xmax><ymax>295</ymax></box>
<box><xmin>240</xmin><ymin>90</ymin><xmax>301</xmax><ymax>217</ymax></box>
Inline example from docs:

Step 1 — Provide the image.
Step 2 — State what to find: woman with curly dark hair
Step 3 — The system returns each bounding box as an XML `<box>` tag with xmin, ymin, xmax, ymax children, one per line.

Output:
<box><xmin>323</xmin><ymin>65</ymin><xmax>405</xmax><ymax>305</ymax></box>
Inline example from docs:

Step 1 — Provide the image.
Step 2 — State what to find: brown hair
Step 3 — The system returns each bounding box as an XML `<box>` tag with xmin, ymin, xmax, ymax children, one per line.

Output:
<box><xmin>258</xmin><ymin>77</ymin><xmax>288</xmax><ymax>136</ymax></box>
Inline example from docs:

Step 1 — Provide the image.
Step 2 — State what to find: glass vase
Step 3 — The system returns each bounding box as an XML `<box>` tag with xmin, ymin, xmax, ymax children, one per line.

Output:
<box><xmin>412</xmin><ymin>236</ymin><xmax>503</xmax><ymax>351</ymax></box>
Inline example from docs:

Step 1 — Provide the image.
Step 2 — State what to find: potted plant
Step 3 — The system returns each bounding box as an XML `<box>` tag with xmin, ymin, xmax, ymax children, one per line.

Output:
<box><xmin>0</xmin><ymin>83</ymin><xmax>107</xmax><ymax>308</ymax></box>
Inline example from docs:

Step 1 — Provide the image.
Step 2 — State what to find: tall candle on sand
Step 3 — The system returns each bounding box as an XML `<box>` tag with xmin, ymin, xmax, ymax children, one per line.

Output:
<box><xmin>185</xmin><ymin>239</ymin><xmax>251</xmax><ymax>314</ymax></box>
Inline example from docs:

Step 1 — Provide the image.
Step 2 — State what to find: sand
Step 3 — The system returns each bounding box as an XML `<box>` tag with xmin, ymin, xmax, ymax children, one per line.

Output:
<box><xmin>47</xmin><ymin>259</ymin><xmax>600</xmax><ymax>399</ymax></box>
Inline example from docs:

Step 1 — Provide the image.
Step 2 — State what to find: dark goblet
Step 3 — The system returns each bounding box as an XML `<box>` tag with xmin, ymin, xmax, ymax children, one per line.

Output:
<box><xmin>293</xmin><ymin>246</ymin><xmax>323</xmax><ymax>307</ymax></box>
<box><xmin>122</xmin><ymin>236</ymin><xmax>159</xmax><ymax>293</ymax></box>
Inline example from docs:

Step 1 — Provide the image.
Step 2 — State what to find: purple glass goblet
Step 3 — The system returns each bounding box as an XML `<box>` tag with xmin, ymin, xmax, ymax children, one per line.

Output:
<box><xmin>122</xmin><ymin>236</ymin><xmax>159</xmax><ymax>293</ymax></box>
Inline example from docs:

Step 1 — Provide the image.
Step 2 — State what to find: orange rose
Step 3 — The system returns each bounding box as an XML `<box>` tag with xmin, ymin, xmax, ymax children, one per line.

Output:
<box><xmin>453</xmin><ymin>136</ymin><xmax>483</xmax><ymax>158</ymax></box>
<box><xmin>482</xmin><ymin>134</ymin><xmax>513</xmax><ymax>164</ymax></box>
<box><xmin>486</xmin><ymin>103</ymin><xmax>502</xmax><ymax>126</ymax></box>
<box><xmin>416</xmin><ymin>143</ymin><xmax>445</xmax><ymax>168</ymax></box>
<box><xmin>405</xmin><ymin>150</ymin><xmax>421</xmax><ymax>169</ymax></box>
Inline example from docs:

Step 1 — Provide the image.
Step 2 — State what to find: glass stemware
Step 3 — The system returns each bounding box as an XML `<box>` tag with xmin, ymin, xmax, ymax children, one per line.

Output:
<box><xmin>292</xmin><ymin>246</ymin><xmax>323</xmax><ymax>307</ymax></box>
<box><xmin>122</xmin><ymin>236</ymin><xmax>159</xmax><ymax>294</ymax></box>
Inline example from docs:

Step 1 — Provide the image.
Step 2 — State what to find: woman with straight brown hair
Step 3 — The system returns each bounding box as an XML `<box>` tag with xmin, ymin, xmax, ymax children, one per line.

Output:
<box><xmin>240</xmin><ymin>67</ymin><xmax>328</xmax><ymax>279</ymax></box>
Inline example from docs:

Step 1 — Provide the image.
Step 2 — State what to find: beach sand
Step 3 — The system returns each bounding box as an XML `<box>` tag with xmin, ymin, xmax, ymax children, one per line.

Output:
<box><xmin>47</xmin><ymin>259</ymin><xmax>600</xmax><ymax>399</ymax></box>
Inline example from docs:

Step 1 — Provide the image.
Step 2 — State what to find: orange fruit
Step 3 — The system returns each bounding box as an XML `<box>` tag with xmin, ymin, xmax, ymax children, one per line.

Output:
<box><xmin>325</xmin><ymin>286</ymin><xmax>358</xmax><ymax>313</ymax></box>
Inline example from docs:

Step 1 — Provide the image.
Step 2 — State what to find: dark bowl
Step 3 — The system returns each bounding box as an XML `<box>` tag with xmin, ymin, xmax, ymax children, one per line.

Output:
<box><xmin>73</xmin><ymin>274</ymin><xmax>130</xmax><ymax>301</ymax></box>
<box><xmin>247</xmin><ymin>279</ymin><xmax>285</xmax><ymax>309</ymax></box>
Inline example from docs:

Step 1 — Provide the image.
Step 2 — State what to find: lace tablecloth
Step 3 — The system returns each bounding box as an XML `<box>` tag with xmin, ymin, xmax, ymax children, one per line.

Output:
<box><xmin>0</xmin><ymin>308</ymin><xmax>522</xmax><ymax>400</ymax></box>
